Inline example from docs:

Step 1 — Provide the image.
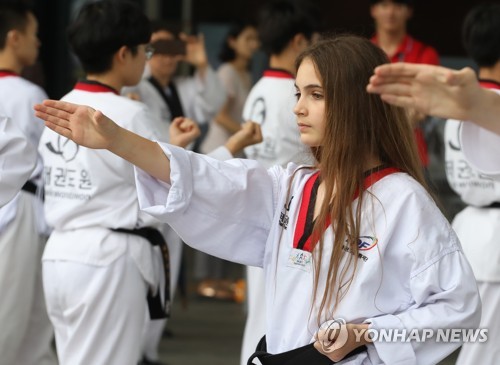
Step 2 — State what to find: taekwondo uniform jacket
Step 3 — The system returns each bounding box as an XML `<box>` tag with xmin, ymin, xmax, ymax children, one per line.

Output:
<box><xmin>0</xmin><ymin>112</ymin><xmax>36</xmax><ymax>207</ymax></box>
<box><xmin>243</xmin><ymin>69</ymin><xmax>312</xmax><ymax>168</ymax></box>
<box><xmin>134</xmin><ymin>144</ymin><xmax>481</xmax><ymax>365</ymax></box>
<box><xmin>0</xmin><ymin>72</ymin><xmax>47</xmax><ymax>234</ymax></box>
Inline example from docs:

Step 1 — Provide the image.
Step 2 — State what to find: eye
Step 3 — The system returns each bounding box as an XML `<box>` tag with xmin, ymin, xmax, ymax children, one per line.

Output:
<box><xmin>312</xmin><ymin>92</ymin><xmax>323</xmax><ymax>100</ymax></box>
<box><xmin>294</xmin><ymin>91</ymin><xmax>301</xmax><ymax>100</ymax></box>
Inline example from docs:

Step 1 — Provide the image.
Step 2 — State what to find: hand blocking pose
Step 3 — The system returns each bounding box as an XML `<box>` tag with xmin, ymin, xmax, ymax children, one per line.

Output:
<box><xmin>367</xmin><ymin>63</ymin><xmax>500</xmax><ymax>178</ymax></box>
<box><xmin>36</xmin><ymin>36</ymin><xmax>480</xmax><ymax>365</ymax></box>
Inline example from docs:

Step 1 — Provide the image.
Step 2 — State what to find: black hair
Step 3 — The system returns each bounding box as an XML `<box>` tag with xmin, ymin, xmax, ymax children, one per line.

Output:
<box><xmin>150</xmin><ymin>20</ymin><xmax>181</xmax><ymax>38</ymax></box>
<box><xmin>258</xmin><ymin>0</ymin><xmax>318</xmax><ymax>55</ymax></box>
<box><xmin>68</xmin><ymin>0</ymin><xmax>151</xmax><ymax>74</ymax></box>
<box><xmin>219</xmin><ymin>21</ymin><xmax>257</xmax><ymax>62</ymax></box>
<box><xmin>462</xmin><ymin>3</ymin><xmax>500</xmax><ymax>68</ymax></box>
<box><xmin>0</xmin><ymin>2</ymin><xmax>32</xmax><ymax>50</ymax></box>
<box><xmin>369</xmin><ymin>0</ymin><xmax>414</xmax><ymax>6</ymax></box>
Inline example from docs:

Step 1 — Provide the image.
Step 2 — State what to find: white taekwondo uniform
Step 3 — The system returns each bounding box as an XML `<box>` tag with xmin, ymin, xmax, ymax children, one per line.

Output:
<box><xmin>124</xmin><ymin>65</ymin><xmax>227</xmax><ymax>362</ymax></box>
<box><xmin>446</xmin><ymin>81</ymin><xmax>500</xmax><ymax>365</ymax></box>
<box><xmin>0</xmin><ymin>71</ymin><xmax>56</xmax><ymax>365</ymax></box>
<box><xmin>134</xmin><ymin>144</ymin><xmax>480</xmax><ymax>365</ymax></box>
<box><xmin>39</xmin><ymin>81</ymin><xmax>166</xmax><ymax>365</ymax></box>
<box><xmin>240</xmin><ymin>68</ymin><xmax>313</xmax><ymax>364</ymax></box>
<box><xmin>0</xmin><ymin>111</ymin><xmax>36</xmax><ymax>207</ymax></box>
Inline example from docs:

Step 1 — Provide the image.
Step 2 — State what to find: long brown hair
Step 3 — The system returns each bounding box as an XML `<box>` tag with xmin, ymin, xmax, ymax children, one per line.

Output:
<box><xmin>295</xmin><ymin>35</ymin><xmax>427</xmax><ymax>323</ymax></box>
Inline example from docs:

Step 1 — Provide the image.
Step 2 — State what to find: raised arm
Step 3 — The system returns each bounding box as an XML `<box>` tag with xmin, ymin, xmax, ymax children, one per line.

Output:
<box><xmin>366</xmin><ymin>63</ymin><xmax>500</xmax><ymax>135</ymax></box>
<box><xmin>34</xmin><ymin>100</ymin><xmax>172</xmax><ymax>183</ymax></box>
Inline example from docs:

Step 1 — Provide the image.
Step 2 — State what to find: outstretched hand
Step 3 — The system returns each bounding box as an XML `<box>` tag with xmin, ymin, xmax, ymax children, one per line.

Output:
<box><xmin>34</xmin><ymin>100</ymin><xmax>119</xmax><ymax>150</ymax></box>
<box><xmin>366</xmin><ymin>63</ymin><xmax>482</xmax><ymax>121</ymax></box>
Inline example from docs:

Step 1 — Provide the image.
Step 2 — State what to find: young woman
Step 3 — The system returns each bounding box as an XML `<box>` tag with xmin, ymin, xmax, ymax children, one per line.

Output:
<box><xmin>201</xmin><ymin>21</ymin><xmax>260</xmax><ymax>153</ymax></box>
<box><xmin>35</xmin><ymin>36</ymin><xmax>480</xmax><ymax>364</ymax></box>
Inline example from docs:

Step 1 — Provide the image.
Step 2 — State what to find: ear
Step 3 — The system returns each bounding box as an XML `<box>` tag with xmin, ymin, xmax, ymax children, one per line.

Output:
<box><xmin>291</xmin><ymin>33</ymin><xmax>307</xmax><ymax>52</ymax></box>
<box><xmin>115</xmin><ymin>45</ymin><xmax>129</xmax><ymax>64</ymax></box>
<box><xmin>228</xmin><ymin>36</ymin><xmax>237</xmax><ymax>50</ymax></box>
<box><xmin>406</xmin><ymin>7</ymin><xmax>414</xmax><ymax>20</ymax></box>
<box><xmin>5</xmin><ymin>29</ymin><xmax>20</xmax><ymax>48</ymax></box>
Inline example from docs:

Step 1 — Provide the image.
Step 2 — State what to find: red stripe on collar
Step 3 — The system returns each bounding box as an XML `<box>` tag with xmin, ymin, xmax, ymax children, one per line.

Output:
<box><xmin>0</xmin><ymin>70</ymin><xmax>19</xmax><ymax>78</ymax></box>
<box><xmin>74</xmin><ymin>81</ymin><xmax>119</xmax><ymax>95</ymax></box>
<box><xmin>263</xmin><ymin>69</ymin><xmax>294</xmax><ymax>79</ymax></box>
<box><xmin>479</xmin><ymin>80</ymin><xmax>500</xmax><ymax>90</ymax></box>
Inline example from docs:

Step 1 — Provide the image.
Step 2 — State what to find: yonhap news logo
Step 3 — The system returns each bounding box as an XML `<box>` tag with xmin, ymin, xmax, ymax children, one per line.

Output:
<box><xmin>316</xmin><ymin>318</ymin><xmax>488</xmax><ymax>354</ymax></box>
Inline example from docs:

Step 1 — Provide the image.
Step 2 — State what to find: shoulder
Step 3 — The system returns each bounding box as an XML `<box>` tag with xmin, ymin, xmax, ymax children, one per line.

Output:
<box><xmin>8</xmin><ymin>77</ymin><xmax>47</xmax><ymax>101</ymax></box>
<box><xmin>217</xmin><ymin>62</ymin><xmax>235</xmax><ymax>75</ymax></box>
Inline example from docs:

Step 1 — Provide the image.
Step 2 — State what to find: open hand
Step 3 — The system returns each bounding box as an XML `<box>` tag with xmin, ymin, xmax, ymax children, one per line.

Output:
<box><xmin>34</xmin><ymin>100</ymin><xmax>119</xmax><ymax>150</ymax></box>
<box><xmin>367</xmin><ymin>63</ymin><xmax>482</xmax><ymax>122</ymax></box>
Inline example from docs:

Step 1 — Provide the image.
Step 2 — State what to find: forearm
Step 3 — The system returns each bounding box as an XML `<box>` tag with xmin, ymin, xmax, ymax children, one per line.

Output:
<box><xmin>110</xmin><ymin>126</ymin><xmax>171</xmax><ymax>183</ymax></box>
<box><xmin>469</xmin><ymin>88</ymin><xmax>500</xmax><ymax>135</ymax></box>
<box><xmin>215</xmin><ymin>110</ymin><xmax>241</xmax><ymax>134</ymax></box>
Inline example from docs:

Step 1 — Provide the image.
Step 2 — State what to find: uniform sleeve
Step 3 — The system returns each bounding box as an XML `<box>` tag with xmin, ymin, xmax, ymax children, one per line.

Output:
<box><xmin>0</xmin><ymin>115</ymin><xmax>36</xmax><ymax>206</ymax></box>
<box><xmin>135</xmin><ymin>143</ymin><xmax>279</xmax><ymax>267</ymax></box>
<box><xmin>461</xmin><ymin>121</ymin><xmax>500</xmax><ymax>180</ymax></box>
<box><xmin>206</xmin><ymin>145</ymin><xmax>233</xmax><ymax>161</ymax></box>
<box><xmin>366</xmin><ymin>231</ymin><xmax>481</xmax><ymax>364</ymax></box>
<box><xmin>175</xmin><ymin>66</ymin><xmax>226</xmax><ymax>124</ymax></box>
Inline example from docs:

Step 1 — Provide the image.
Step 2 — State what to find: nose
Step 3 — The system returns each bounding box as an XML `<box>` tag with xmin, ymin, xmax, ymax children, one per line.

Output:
<box><xmin>293</xmin><ymin>97</ymin><xmax>306</xmax><ymax>116</ymax></box>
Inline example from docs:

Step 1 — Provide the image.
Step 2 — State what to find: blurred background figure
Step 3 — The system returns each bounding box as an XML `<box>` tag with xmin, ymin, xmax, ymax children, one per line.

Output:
<box><xmin>201</xmin><ymin>21</ymin><xmax>259</xmax><ymax>153</ymax></box>
<box><xmin>193</xmin><ymin>20</ymin><xmax>259</xmax><ymax>304</ymax></box>
<box><xmin>370</xmin><ymin>0</ymin><xmax>439</xmax><ymax>173</ymax></box>
<box><xmin>0</xmin><ymin>3</ymin><xmax>56</xmax><ymax>365</ymax></box>
<box><xmin>446</xmin><ymin>4</ymin><xmax>500</xmax><ymax>365</ymax></box>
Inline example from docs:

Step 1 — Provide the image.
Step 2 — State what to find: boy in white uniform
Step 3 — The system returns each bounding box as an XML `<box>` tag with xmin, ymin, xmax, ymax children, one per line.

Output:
<box><xmin>0</xmin><ymin>111</ymin><xmax>36</xmax><ymax>207</ymax></box>
<box><xmin>444</xmin><ymin>5</ymin><xmax>500</xmax><ymax>364</ymax></box>
<box><xmin>38</xmin><ymin>2</ymin><xmax>164</xmax><ymax>364</ymax></box>
<box><xmin>240</xmin><ymin>1</ymin><xmax>318</xmax><ymax>362</ymax></box>
<box><xmin>36</xmin><ymin>35</ymin><xmax>481</xmax><ymax>365</ymax></box>
<box><xmin>0</xmin><ymin>4</ymin><xmax>56</xmax><ymax>365</ymax></box>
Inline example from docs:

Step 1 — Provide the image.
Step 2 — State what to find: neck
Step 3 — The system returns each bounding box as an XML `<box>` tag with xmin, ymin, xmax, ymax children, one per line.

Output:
<box><xmin>0</xmin><ymin>53</ymin><xmax>23</xmax><ymax>74</ymax></box>
<box><xmin>231</xmin><ymin>56</ymin><xmax>248</xmax><ymax>72</ymax></box>
<box><xmin>478</xmin><ymin>63</ymin><xmax>500</xmax><ymax>84</ymax></box>
<box><xmin>151</xmin><ymin>73</ymin><xmax>170</xmax><ymax>88</ymax></box>
<box><xmin>86</xmin><ymin>73</ymin><xmax>123</xmax><ymax>92</ymax></box>
<box><xmin>269</xmin><ymin>51</ymin><xmax>296</xmax><ymax>76</ymax></box>
<box><xmin>375</xmin><ymin>28</ymin><xmax>406</xmax><ymax>56</ymax></box>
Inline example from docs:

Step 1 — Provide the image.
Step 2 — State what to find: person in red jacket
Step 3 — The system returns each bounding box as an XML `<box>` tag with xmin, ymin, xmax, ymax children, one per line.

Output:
<box><xmin>370</xmin><ymin>0</ymin><xmax>439</xmax><ymax>168</ymax></box>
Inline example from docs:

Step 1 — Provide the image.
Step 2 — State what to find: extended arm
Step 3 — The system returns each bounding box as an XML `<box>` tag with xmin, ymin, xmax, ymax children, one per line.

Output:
<box><xmin>34</xmin><ymin>100</ymin><xmax>172</xmax><ymax>183</ymax></box>
<box><xmin>367</xmin><ymin>63</ymin><xmax>500</xmax><ymax>135</ymax></box>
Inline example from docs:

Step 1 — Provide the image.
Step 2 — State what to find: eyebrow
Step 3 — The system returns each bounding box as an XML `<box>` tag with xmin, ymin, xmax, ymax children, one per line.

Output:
<box><xmin>294</xmin><ymin>83</ymin><xmax>323</xmax><ymax>90</ymax></box>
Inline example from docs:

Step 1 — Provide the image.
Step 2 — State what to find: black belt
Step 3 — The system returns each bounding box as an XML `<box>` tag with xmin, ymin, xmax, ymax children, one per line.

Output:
<box><xmin>485</xmin><ymin>202</ymin><xmax>500</xmax><ymax>209</ymax></box>
<box><xmin>248</xmin><ymin>335</ymin><xmax>366</xmax><ymax>365</ymax></box>
<box><xmin>112</xmin><ymin>227</ymin><xmax>170</xmax><ymax>319</ymax></box>
<box><xmin>21</xmin><ymin>180</ymin><xmax>38</xmax><ymax>195</ymax></box>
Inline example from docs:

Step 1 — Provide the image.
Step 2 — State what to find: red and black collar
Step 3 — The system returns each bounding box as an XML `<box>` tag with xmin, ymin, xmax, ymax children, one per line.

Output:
<box><xmin>293</xmin><ymin>166</ymin><xmax>400</xmax><ymax>252</ymax></box>
<box><xmin>74</xmin><ymin>79</ymin><xmax>119</xmax><ymax>95</ymax></box>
